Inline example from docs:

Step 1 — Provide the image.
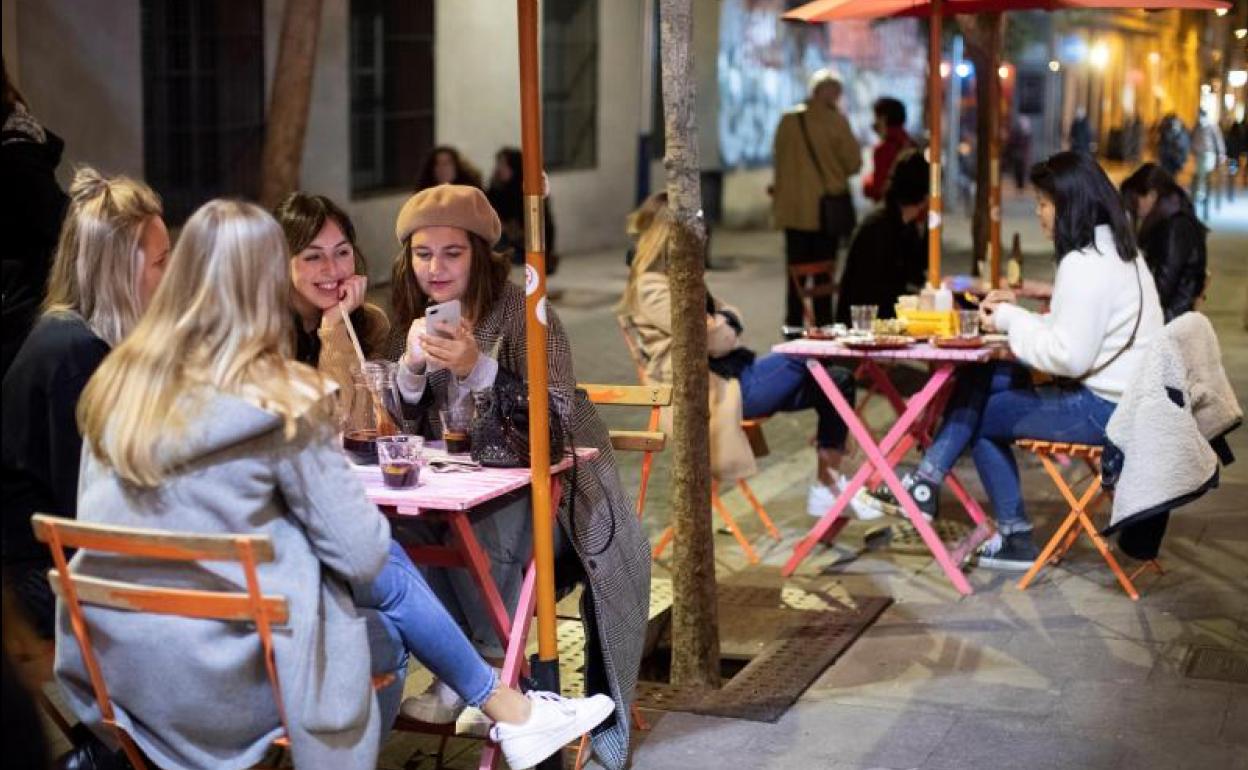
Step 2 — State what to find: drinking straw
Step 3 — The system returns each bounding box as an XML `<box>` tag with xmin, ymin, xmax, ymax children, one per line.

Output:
<box><xmin>339</xmin><ymin>302</ymin><xmax>368</xmax><ymax>369</ymax></box>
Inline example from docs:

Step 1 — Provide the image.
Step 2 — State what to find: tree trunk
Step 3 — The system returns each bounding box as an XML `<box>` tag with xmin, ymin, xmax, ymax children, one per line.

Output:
<box><xmin>958</xmin><ymin>13</ymin><xmax>1003</xmax><ymax>273</ymax></box>
<box><xmin>658</xmin><ymin>0</ymin><xmax>720</xmax><ymax>690</ymax></box>
<box><xmin>259</xmin><ymin>0</ymin><xmax>323</xmax><ymax>210</ymax></box>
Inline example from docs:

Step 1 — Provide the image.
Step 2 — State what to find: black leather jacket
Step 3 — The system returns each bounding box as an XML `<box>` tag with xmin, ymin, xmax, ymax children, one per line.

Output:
<box><xmin>1139</xmin><ymin>210</ymin><xmax>1206</xmax><ymax>322</ymax></box>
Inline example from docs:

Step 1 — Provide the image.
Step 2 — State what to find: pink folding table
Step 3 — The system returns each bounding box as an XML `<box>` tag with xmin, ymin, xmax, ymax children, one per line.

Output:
<box><xmin>357</xmin><ymin>448</ymin><xmax>595</xmax><ymax>769</ymax></box>
<box><xmin>774</xmin><ymin>338</ymin><xmax>1006</xmax><ymax>596</ymax></box>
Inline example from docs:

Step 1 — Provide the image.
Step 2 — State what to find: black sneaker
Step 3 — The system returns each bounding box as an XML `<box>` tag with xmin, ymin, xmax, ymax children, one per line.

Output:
<box><xmin>975</xmin><ymin>532</ymin><xmax>1041</xmax><ymax>571</ymax></box>
<box><xmin>868</xmin><ymin>470</ymin><xmax>939</xmax><ymax>521</ymax></box>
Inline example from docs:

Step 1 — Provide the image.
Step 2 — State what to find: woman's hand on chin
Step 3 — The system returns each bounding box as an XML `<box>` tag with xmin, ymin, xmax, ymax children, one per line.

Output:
<box><xmin>321</xmin><ymin>275</ymin><xmax>369</xmax><ymax>327</ymax></box>
<box><xmin>421</xmin><ymin>319</ymin><xmax>481</xmax><ymax>378</ymax></box>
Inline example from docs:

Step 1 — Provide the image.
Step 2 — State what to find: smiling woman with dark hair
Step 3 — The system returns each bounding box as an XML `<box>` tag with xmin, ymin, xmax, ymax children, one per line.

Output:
<box><xmin>896</xmin><ymin>152</ymin><xmax>1165</xmax><ymax>570</ymax></box>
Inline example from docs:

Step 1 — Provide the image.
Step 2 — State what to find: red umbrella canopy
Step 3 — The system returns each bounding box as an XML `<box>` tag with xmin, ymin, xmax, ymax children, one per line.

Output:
<box><xmin>785</xmin><ymin>0</ymin><xmax>1231</xmax><ymax>21</ymax></box>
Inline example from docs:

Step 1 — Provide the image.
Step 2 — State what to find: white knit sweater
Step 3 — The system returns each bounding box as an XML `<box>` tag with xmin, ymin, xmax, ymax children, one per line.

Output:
<box><xmin>994</xmin><ymin>225</ymin><xmax>1165</xmax><ymax>402</ymax></box>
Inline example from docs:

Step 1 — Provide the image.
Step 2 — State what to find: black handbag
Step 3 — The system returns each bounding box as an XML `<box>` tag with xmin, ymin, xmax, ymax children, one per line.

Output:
<box><xmin>798</xmin><ymin>112</ymin><xmax>857</xmax><ymax>238</ymax></box>
<box><xmin>470</xmin><ymin>367</ymin><xmax>566</xmax><ymax>468</ymax></box>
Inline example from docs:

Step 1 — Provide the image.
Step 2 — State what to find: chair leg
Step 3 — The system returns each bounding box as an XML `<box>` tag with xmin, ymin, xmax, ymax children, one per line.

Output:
<box><xmin>736</xmin><ymin>479</ymin><xmax>781</xmax><ymax>541</ymax></box>
<box><xmin>1076</xmin><ymin>512</ymin><xmax>1140</xmax><ymax>601</ymax></box>
<box><xmin>636</xmin><ymin>450</ymin><xmax>655</xmax><ymax>520</ymax></box>
<box><xmin>574</xmin><ymin>734</ymin><xmax>590</xmax><ymax>770</ymax></box>
<box><xmin>1018</xmin><ymin>510</ymin><xmax>1082</xmax><ymax>591</ymax></box>
<box><xmin>712</xmin><ymin>481</ymin><xmax>760</xmax><ymax>564</ymax></box>
<box><xmin>652</xmin><ymin>526</ymin><xmax>674</xmax><ymax>560</ymax></box>
<box><xmin>631</xmin><ymin>703</ymin><xmax>650</xmax><ymax>731</ymax></box>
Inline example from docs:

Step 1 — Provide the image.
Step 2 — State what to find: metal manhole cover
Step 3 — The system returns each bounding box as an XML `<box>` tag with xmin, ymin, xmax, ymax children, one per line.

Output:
<box><xmin>887</xmin><ymin>519</ymin><xmax>972</xmax><ymax>555</ymax></box>
<box><xmin>1185</xmin><ymin>646</ymin><xmax>1248</xmax><ymax>684</ymax></box>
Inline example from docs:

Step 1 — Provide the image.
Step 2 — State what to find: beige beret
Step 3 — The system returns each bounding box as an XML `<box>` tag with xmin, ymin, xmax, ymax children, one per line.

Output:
<box><xmin>394</xmin><ymin>184</ymin><xmax>502</xmax><ymax>245</ymax></box>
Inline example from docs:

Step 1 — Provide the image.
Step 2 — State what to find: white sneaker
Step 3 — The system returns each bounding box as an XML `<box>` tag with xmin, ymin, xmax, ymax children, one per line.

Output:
<box><xmin>807</xmin><ymin>478</ymin><xmax>885</xmax><ymax>520</ymax></box>
<box><xmin>400</xmin><ymin>677</ymin><xmax>466</xmax><ymax>724</ymax></box>
<box><xmin>490</xmin><ymin>691</ymin><xmax>615</xmax><ymax>770</ymax></box>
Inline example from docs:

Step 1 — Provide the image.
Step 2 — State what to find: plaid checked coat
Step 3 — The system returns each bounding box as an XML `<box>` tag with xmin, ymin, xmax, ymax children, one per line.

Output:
<box><xmin>384</xmin><ymin>282</ymin><xmax>651</xmax><ymax>769</ymax></box>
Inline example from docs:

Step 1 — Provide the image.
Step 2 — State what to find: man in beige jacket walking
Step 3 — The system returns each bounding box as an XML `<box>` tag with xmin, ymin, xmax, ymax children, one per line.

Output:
<box><xmin>773</xmin><ymin>70</ymin><xmax>862</xmax><ymax>327</ymax></box>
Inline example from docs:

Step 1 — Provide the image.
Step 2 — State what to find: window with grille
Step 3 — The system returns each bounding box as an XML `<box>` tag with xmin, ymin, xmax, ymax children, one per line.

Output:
<box><xmin>349</xmin><ymin>0</ymin><xmax>434</xmax><ymax>195</ymax></box>
<box><xmin>141</xmin><ymin>0</ymin><xmax>265</xmax><ymax>224</ymax></box>
<box><xmin>543</xmin><ymin>0</ymin><xmax>598</xmax><ymax>170</ymax></box>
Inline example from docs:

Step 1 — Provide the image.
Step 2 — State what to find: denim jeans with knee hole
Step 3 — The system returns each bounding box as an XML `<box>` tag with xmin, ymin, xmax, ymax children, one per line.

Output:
<box><xmin>738</xmin><ymin>353</ymin><xmax>854</xmax><ymax>451</ymax></box>
<box><xmin>354</xmin><ymin>540</ymin><xmax>499</xmax><ymax>710</ymax></box>
<box><xmin>918</xmin><ymin>362</ymin><xmax>1116</xmax><ymax>535</ymax></box>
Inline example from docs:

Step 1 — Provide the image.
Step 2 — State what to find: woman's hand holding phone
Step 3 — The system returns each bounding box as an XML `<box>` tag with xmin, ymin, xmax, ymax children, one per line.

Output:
<box><xmin>420</xmin><ymin>319</ymin><xmax>480</xmax><ymax>379</ymax></box>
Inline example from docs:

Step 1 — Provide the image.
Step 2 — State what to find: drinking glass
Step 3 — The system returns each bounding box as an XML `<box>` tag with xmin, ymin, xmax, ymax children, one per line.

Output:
<box><xmin>850</xmin><ymin>305</ymin><xmax>878</xmax><ymax>333</ymax></box>
<box><xmin>377</xmin><ymin>435</ymin><xmax>423</xmax><ymax>489</ymax></box>
<box><xmin>439</xmin><ymin>401</ymin><xmax>474</xmax><ymax>454</ymax></box>
<box><xmin>958</xmin><ymin>310</ymin><xmax>981</xmax><ymax>338</ymax></box>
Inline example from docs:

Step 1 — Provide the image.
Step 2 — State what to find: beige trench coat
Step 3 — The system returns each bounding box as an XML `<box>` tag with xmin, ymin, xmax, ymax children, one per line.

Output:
<box><xmin>772</xmin><ymin>101</ymin><xmax>862</xmax><ymax>232</ymax></box>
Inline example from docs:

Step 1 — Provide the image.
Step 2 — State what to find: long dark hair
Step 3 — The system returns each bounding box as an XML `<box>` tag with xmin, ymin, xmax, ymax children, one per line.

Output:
<box><xmin>1119</xmin><ymin>162</ymin><xmax>1202</xmax><ymax>238</ymax></box>
<box><xmin>1029</xmin><ymin>151</ymin><xmax>1136</xmax><ymax>263</ymax></box>
<box><xmin>415</xmin><ymin>146</ymin><xmax>483</xmax><ymax>192</ymax></box>
<box><xmin>274</xmin><ymin>192</ymin><xmax>367</xmax><ymax>275</ymax></box>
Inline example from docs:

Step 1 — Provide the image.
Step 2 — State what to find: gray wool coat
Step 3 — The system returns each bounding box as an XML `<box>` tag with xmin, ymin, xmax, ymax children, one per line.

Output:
<box><xmin>386</xmin><ymin>281</ymin><xmax>652</xmax><ymax>770</ymax></box>
<box><xmin>55</xmin><ymin>390</ymin><xmax>392</xmax><ymax>770</ymax></box>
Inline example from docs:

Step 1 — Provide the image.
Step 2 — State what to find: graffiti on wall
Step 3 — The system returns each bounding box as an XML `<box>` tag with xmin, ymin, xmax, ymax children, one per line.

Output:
<box><xmin>718</xmin><ymin>0</ymin><xmax>928</xmax><ymax>169</ymax></box>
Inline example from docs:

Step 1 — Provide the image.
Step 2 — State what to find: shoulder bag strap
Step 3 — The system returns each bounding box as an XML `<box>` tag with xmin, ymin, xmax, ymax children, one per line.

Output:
<box><xmin>1077</xmin><ymin>260</ymin><xmax>1144</xmax><ymax>382</ymax></box>
<box><xmin>797</xmin><ymin>112</ymin><xmax>832</xmax><ymax>193</ymax></box>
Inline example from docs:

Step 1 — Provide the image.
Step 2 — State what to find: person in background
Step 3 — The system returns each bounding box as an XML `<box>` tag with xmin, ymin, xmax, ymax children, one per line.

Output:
<box><xmin>1120</xmin><ymin>163</ymin><xmax>1208</xmax><ymax>321</ymax></box>
<box><xmin>1190</xmin><ymin>109</ymin><xmax>1226</xmax><ymax>221</ymax></box>
<box><xmin>486</xmin><ymin>146</ymin><xmax>557</xmax><ymax>272</ymax></box>
<box><xmin>2</xmin><ymin>169</ymin><xmax>168</xmax><ymax>640</ymax></box>
<box><xmin>386</xmin><ymin>185</ymin><xmax>647</xmax><ymax>770</ymax></box>
<box><xmin>772</xmin><ymin>69</ymin><xmax>862</xmax><ymax>327</ymax></box>
<box><xmin>1069</xmin><ymin>107</ymin><xmax>1093</xmax><ymax>155</ymax></box>
<box><xmin>415</xmin><ymin>145</ymin><xmax>483</xmax><ymax>192</ymax></box>
<box><xmin>58</xmin><ymin>199</ymin><xmax>613</xmax><ymax>770</ymax></box>
<box><xmin>1123</xmin><ymin>113</ymin><xmax>1144</xmax><ymax>165</ymax></box>
<box><xmin>837</xmin><ymin>150</ymin><xmax>929</xmax><ymax>325</ymax></box>
<box><xmin>621</xmin><ymin>192</ymin><xmax>882</xmax><ymax>521</ymax></box>
<box><xmin>1157</xmin><ymin>113</ymin><xmax>1190</xmax><ymax>177</ymax></box>
<box><xmin>1</xmin><ymin>59</ymin><xmax>69</xmax><ymax>378</ymax></box>
<box><xmin>900</xmin><ymin>152</ymin><xmax>1163</xmax><ymax>570</ymax></box>
<box><xmin>863</xmin><ymin>97</ymin><xmax>914</xmax><ymax>203</ymax></box>
<box><xmin>1005</xmin><ymin>115</ymin><xmax>1033</xmax><ymax>191</ymax></box>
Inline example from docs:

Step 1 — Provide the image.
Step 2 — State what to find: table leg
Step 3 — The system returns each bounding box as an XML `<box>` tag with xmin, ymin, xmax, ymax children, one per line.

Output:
<box><xmin>783</xmin><ymin>361</ymin><xmax>958</xmax><ymax>589</ymax></box>
<box><xmin>477</xmin><ymin>475</ymin><xmax>566</xmax><ymax>770</ymax></box>
<box><xmin>447</xmin><ymin>512</ymin><xmax>516</xmax><ymax>654</ymax></box>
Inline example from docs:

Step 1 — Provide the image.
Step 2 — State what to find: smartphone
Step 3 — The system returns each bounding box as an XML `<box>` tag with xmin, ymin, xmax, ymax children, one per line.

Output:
<box><xmin>425</xmin><ymin>299</ymin><xmax>461</xmax><ymax>339</ymax></box>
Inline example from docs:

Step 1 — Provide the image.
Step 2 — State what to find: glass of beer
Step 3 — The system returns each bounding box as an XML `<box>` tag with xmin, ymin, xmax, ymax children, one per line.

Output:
<box><xmin>377</xmin><ymin>435</ymin><xmax>422</xmax><ymax>489</ymax></box>
<box><xmin>439</xmin><ymin>402</ymin><xmax>474</xmax><ymax>455</ymax></box>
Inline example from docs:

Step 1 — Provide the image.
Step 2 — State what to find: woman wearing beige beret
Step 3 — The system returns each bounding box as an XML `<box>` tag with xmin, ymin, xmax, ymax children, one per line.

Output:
<box><xmin>384</xmin><ymin>185</ymin><xmax>649</xmax><ymax>770</ymax></box>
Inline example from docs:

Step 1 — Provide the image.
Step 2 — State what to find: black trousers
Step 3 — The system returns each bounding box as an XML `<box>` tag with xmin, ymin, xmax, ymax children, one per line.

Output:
<box><xmin>784</xmin><ymin>228</ymin><xmax>839</xmax><ymax>327</ymax></box>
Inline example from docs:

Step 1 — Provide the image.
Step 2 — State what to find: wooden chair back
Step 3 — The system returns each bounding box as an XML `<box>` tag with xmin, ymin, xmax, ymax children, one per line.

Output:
<box><xmin>31</xmin><ymin>514</ymin><xmax>288</xmax><ymax>770</ymax></box>
<box><xmin>787</xmin><ymin>260</ymin><xmax>839</xmax><ymax>328</ymax></box>
<box><xmin>580</xmin><ymin>384</ymin><xmax>671</xmax><ymax>455</ymax></box>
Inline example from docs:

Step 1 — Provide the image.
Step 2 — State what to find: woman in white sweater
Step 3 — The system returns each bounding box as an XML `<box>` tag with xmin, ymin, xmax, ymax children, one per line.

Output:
<box><xmin>904</xmin><ymin>152</ymin><xmax>1164</xmax><ymax>569</ymax></box>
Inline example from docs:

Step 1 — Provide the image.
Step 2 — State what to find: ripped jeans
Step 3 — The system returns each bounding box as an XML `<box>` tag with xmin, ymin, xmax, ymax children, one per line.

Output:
<box><xmin>918</xmin><ymin>362</ymin><xmax>1116</xmax><ymax>534</ymax></box>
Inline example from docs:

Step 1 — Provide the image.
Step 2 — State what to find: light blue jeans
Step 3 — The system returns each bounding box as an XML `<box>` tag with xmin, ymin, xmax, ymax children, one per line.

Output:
<box><xmin>355</xmin><ymin>540</ymin><xmax>499</xmax><ymax>725</ymax></box>
<box><xmin>918</xmin><ymin>362</ymin><xmax>1117</xmax><ymax>534</ymax></box>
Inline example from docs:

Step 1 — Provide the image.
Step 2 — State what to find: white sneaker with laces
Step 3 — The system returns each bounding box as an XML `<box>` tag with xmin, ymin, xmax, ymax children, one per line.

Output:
<box><xmin>490</xmin><ymin>691</ymin><xmax>615</xmax><ymax>770</ymax></box>
<box><xmin>806</xmin><ymin>477</ymin><xmax>885</xmax><ymax>520</ymax></box>
<box><xmin>400</xmin><ymin>677</ymin><xmax>466</xmax><ymax>724</ymax></box>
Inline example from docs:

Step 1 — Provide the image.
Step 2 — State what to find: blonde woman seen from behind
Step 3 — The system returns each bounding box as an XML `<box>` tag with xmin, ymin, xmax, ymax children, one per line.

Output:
<box><xmin>63</xmin><ymin>200</ymin><xmax>612</xmax><ymax>770</ymax></box>
<box><xmin>1</xmin><ymin>167</ymin><xmax>168</xmax><ymax>640</ymax></box>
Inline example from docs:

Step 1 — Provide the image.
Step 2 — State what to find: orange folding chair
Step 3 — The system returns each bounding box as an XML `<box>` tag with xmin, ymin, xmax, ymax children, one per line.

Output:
<box><xmin>615</xmin><ymin>318</ymin><xmax>781</xmax><ymax>565</ymax></box>
<box><xmin>32</xmin><ymin>513</ymin><xmax>393</xmax><ymax>770</ymax></box>
<box><xmin>1014</xmin><ymin>441</ymin><xmax>1162</xmax><ymax>601</ymax></box>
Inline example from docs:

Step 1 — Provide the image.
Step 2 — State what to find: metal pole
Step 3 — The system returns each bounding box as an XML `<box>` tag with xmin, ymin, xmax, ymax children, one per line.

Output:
<box><xmin>516</xmin><ymin>0</ymin><xmax>561</xmax><ymax>716</ymax></box>
<box><xmin>928</xmin><ymin>0</ymin><xmax>944</xmax><ymax>287</ymax></box>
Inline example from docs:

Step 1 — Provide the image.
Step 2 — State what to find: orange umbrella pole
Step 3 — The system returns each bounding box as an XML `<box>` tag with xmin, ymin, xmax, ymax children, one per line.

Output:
<box><xmin>927</xmin><ymin>0</ymin><xmax>943</xmax><ymax>287</ymax></box>
<box><xmin>988</xmin><ymin>40</ymin><xmax>1003</xmax><ymax>288</ymax></box>
<box><xmin>516</xmin><ymin>0</ymin><xmax>558</xmax><ymax>665</ymax></box>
